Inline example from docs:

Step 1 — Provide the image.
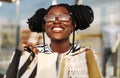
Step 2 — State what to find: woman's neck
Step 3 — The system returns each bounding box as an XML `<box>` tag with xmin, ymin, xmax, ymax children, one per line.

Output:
<box><xmin>50</xmin><ymin>41</ymin><xmax>72</xmax><ymax>53</ymax></box>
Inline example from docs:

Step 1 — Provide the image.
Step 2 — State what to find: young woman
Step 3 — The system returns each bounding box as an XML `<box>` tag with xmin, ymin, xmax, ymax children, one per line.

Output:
<box><xmin>4</xmin><ymin>3</ymin><xmax>102</xmax><ymax>78</ymax></box>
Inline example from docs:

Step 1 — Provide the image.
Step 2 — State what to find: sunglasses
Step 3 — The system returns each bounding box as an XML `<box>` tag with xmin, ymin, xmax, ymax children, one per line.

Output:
<box><xmin>44</xmin><ymin>14</ymin><xmax>71</xmax><ymax>22</ymax></box>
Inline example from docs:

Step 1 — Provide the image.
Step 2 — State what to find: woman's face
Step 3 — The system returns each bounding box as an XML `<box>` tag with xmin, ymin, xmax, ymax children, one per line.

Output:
<box><xmin>44</xmin><ymin>6</ymin><xmax>74</xmax><ymax>42</ymax></box>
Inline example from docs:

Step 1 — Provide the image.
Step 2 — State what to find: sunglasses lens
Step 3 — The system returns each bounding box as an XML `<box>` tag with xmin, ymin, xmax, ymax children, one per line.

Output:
<box><xmin>45</xmin><ymin>15</ymin><xmax>55</xmax><ymax>22</ymax></box>
<box><xmin>44</xmin><ymin>14</ymin><xmax>70</xmax><ymax>22</ymax></box>
<box><xmin>59</xmin><ymin>14</ymin><xmax>70</xmax><ymax>21</ymax></box>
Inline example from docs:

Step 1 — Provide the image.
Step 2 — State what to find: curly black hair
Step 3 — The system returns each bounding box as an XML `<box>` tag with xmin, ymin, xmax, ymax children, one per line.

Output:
<box><xmin>27</xmin><ymin>4</ymin><xmax>94</xmax><ymax>32</ymax></box>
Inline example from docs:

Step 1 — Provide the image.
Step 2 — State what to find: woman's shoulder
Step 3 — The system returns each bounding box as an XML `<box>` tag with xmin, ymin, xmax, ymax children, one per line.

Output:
<box><xmin>35</xmin><ymin>44</ymin><xmax>46</xmax><ymax>50</ymax></box>
<box><xmin>67</xmin><ymin>43</ymin><xmax>91</xmax><ymax>56</ymax></box>
<box><xmin>80</xmin><ymin>44</ymin><xmax>101</xmax><ymax>58</ymax></box>
<box><xmin>35</xmin><ymin>44</ymin><xmax>50</xmax><ymax>53</ymax></box>
<box><xmin>73</xmin><ymin>43</ymin><xmax>100</xmax><ymax>55</ymax></box>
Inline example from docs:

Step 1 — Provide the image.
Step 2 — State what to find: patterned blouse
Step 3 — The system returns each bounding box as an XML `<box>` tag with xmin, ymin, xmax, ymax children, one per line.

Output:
<box><xmin>4</xmin><ymin>44</ymin><xmax>101</xmax><ymax>78</ymax></box>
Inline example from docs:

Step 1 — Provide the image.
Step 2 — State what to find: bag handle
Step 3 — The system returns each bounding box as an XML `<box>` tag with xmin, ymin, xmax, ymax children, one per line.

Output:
<box><xmin>85</xmin><ymin>49</ymin><xmax>102</xmax><ymax>78</ymax></box>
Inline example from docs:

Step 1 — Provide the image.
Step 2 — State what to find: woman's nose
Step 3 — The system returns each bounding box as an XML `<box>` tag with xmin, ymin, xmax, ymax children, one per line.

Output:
<box><xmin>53</xmin><ymin>17</ymin><xmax>61</xmax><ymax>24</ymax></box>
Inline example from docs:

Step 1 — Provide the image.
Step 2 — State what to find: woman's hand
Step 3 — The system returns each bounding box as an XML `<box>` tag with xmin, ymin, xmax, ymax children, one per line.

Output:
<box><xmin>22</xmin><ymin>43</ymin><xmax>39</xmax><ymax>54</ymax></box>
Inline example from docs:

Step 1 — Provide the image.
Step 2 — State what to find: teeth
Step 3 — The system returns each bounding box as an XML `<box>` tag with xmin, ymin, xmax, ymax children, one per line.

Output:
<box><xmin>53</xmin><ymin>28</ymin><xmax>63</xmax><ymax>31</ymax></box>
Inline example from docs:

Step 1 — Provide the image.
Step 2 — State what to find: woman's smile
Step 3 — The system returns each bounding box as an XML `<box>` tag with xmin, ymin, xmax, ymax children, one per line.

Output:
<box><xmin>52</xmin><ymin>27</ymin><xmax>63</xmax><ymax>32</ymax></box>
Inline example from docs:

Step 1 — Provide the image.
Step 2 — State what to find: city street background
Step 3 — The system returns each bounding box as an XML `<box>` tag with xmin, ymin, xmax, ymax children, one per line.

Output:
<box><xmin>0</xmin><ymin>0</ymin><xmax>120</xmax><ymax>77</ymax></box>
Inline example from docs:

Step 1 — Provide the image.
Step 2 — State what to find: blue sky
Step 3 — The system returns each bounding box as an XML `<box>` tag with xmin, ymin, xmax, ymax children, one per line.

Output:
<box><xmin>0</xmin><ymin>0</ymin><xmax>119</xmax><ymax>26</ymax></box>
<box><xmin>0</xmin><ymin>0</ymin><xmax>76</xmax><ymax>21</ymax></box>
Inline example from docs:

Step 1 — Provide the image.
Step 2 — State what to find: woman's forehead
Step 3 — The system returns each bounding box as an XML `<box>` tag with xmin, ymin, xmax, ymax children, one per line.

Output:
<box><xmin>47</xmin><ymin>6</ymin><xmax>70</xmax><ymax>15</ymax></box>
